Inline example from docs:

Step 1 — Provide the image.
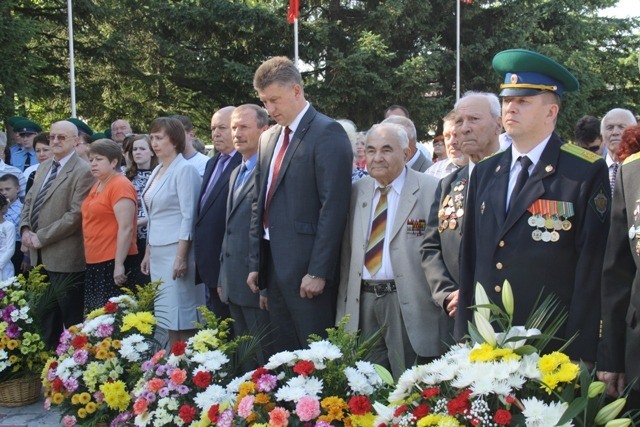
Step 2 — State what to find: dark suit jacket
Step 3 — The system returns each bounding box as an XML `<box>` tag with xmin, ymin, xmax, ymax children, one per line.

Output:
<box><xmin>411</xmin><ymin>150</ymin><xmax>433</xmax><ymax>173</ymax></box>
<box><xmin>456</xmin><ymin>133</ymin><xmax>610</xmax><ymax>361</ymax></box>
<box><xmin>422</xmin><ymin>165</ymin><xmax>468</xmax><ymax>308</ymax></box>
<box><xmin>194</xmin><ymin>151</ymin><xmax>242</xmax><ymax>287</ymax></box>
<box><xmin>19</xmin><ymin>154</ymin><xmax>93</xmax><ymax>272</ymax></box>
<box><xmin>248</xmin><ymin>104</ymin><xmax>353</xmax><ymax>291</ymax></box>
<box><xmin>218</xmin><ymin>163</ymin><xmax>261</xmax><ymax>308</ymax></box>
<box><xmin>599</xmin><ymin>153</ymin><xmax>640</xmax><ymax>389</ymax></box>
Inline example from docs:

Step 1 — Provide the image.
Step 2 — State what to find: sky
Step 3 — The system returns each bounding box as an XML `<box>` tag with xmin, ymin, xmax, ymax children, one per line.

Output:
<box><xmin>600</xmin><ymin>0</ymin><xmax>640</xmax><ymax>18</ymax></box>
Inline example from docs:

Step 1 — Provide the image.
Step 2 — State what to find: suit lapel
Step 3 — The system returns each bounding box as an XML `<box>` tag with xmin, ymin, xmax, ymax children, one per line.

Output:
<box><xmin>145</xmin><ymin>155</ymin><xmax>182</xmax><ymax>212</ymax></box>
<box><xmin>200</xmin><ymin>152</ymin><xmax>241</xmax><ymax>218</ymax></box>
<box><xmin>229</xmin><ymin>165</ymin><xmax>256</xmax><ymax>218</ymax></box>
<box><xmin>390</xmin><ymin>170</ymin><xmax>418</xmax><ymax>242</ymax></box>
<box><xmin>41</xmin><ymin>155</ymin><xmax>77</xmax><ymax>205</ymax></box>
<box><xmin>488</xmin><ymin>152</ymin><xmax>512</xmax><ymax>227</ymax></box>
<box><xmin>500</xmin><ymin>135</ymin><xmax>561</xmax><ymax>237</ymax></box>
<box><xmin>359</xmin><ymin>179</ymin><xmax>376</xmax><ymax>244</ymax></box>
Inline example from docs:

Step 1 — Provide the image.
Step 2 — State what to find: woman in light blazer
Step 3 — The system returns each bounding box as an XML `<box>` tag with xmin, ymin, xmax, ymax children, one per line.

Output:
<box><xmin>140</xmin><ymin>117</ymin><xmax>204</xmax><ymax>347</ymax></box>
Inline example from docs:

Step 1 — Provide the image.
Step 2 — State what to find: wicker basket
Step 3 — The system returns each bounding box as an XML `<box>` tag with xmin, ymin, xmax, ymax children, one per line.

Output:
<box><xmin>0</xmin><ymin>375</ymin><xmax>42</xmax><ymax>407</ymax></box>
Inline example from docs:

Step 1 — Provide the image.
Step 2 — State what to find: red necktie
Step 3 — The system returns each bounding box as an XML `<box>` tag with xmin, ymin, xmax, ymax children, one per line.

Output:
<box><xmin>264</xmin><ymin>127</ymin><xmax>291</xmax><ymax>228</ymax></box>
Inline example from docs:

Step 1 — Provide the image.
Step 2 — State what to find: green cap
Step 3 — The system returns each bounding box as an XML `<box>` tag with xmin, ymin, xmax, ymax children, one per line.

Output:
<box><xmin>12</xmin><ymin>119</ymin><xmax>42</xmax><ymax>134</ymax></box>
<box><xmin>104</xmin><ymin>128</ymin><xmax>112</xmax><ymax>139</ymax></box>
<box><xmin>7</xmin><ymin>116</ymin><xmax>28</xmax><ymax>128</ymax></box>
<box><xmin>492</xmin><ymin>49</ymin><xmax>579</xmax><ymax>97</ymax></box>
<box><xmin>66</xmin><ymin>118</ymin><xmax>94</xmax><ymax>136</ymax></box>
<box><xmin>90</xmin><ymin>132</ymin><xmax>108</xmax><ymax>142</ymax></box>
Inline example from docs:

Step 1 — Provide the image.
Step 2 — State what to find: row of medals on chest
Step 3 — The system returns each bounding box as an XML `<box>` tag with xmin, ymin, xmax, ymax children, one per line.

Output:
<box><xmin>527</xmin><ymin>199</ymin><xmax>574</xmax><ymax>242</ymax></box>
<box><xmin>438</xmin><ymin>179</ymin><xmax>467</xmax><ymax>232</ymax></box>
<box><xmin>630</xmin><ymin>200</ymin><xmax>640</xmax><ymax>256</ymax></box>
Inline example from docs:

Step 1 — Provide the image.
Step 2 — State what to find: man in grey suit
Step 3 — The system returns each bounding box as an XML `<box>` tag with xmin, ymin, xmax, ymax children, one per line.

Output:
<box><xmin>247</xmin><ymin>56</ymin><xmax>353</xmax><ymax>353</ymax></box>
<box><xmin>336</xmin><ymin>123</ymin><xmax>448</xmax><ymax>379</ymax></box>
<box><xmin>422</xmin><ymin>92</ymin><xmax>502</xmax><ymax>319</ymax></box>
<box><xmin>218</xmin><ymin>104</ymin><xmax>271</xmax><ymax>364</ymax></box>
<box><xmin>20</xmin><ymin>120</ymin><xmax>94</xmax><ymax>348</ymax></box>
<box><xmin>383</xmin><ymin>115</ymin><xmax>433</xmax><ymax>172</ymax></box>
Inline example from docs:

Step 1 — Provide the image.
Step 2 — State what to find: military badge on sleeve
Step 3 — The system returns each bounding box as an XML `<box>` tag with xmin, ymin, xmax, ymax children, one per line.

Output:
<box><xmin>589</xmin><ymin>184</ymin><xmax>609</xmax><ymax>223</ymax></box>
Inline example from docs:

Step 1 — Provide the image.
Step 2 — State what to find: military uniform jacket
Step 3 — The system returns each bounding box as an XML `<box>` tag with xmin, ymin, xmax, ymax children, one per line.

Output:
<box><xmin>599</xmin><ymin>153</ymin><xmax>640</xmax><ymax>388</ymax></box>
<box><xmin>456</xmin><ymin>133</ymin><xmax>610</xmax><ymax>361</ymax></box>
<box><xmin>421</xmin><ymin>165</ymin><xmax>468</xmax><ymax>308</ymax></box>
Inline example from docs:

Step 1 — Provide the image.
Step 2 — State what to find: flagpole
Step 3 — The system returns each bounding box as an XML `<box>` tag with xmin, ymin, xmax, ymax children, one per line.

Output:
<box><xmin>456</xmin><ymin>0</ymin><xmax>460</xmax><ymax>102</ymax></box>
<box><xmin>294</xmin><ymin>18</ymin><xmax>299</xmax><ymax>68</ymax></box>
<box><xmin>67</xmin><ymin>0</ymin><xmax>77</xmax><ymax>117</ymax></box>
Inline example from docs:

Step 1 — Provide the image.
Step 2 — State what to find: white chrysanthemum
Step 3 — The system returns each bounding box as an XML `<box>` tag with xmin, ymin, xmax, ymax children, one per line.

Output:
<box><xmin>81</xmin><ymin>314</ymin><xmax>115</xmax><ymax>335</ymax></box>
<box><xmin>506</xmin><ymin>372</ymin><xmax>526</xmax><ymax>390</ymax></box>
<box><xmin>0</xmin><ymin>277</ymin><xmax>17</xmax><ymax>290</ymax></box>
<box><xmin>152</xmin><ymin>407</ymin><xmax>172</xmax><ymax>426</ymax></box>
<box><xmin>355</xmin><ymin>360</ymin><xmax>377</xmax><ymax>376</ymax></box>
<box><xmin>265</xmin><ymin>350</ymin><xmax>297</xmax><ymax>369</ymax></box>
<box><xmin>119</xmin><ymin>334</ymin><xmax>149</xmax><ymax>362</ymax></box>
<box><xmin>0</xmin><ymin>349</ymin><xmax>8</xmax><ymax>361</ymax></box>
<box><xmin>226</xmin><ymin>372</ymin><xmax>253</xmax><ymax>394</ymax></box>
<box><xmin>134</xmin><ymin>412</ymin><xmax>151</xmax><ymax>427</ymax></box>
<box><xmin>109</xmin><ymin>294</ymin><xmax>137</xmax><ymax>308</ymax></box>
<box><xmin>519</xmin><ymin>353</ymin><xmax>542</xmax><ymax>379</ymax></box>
<box><xmin>10</xmin><ymin>306</ymin><xmax>30</xmax><ymax>322</ymax></box>
<box><xmin>191</xmin><ymin>350</ymin><xmax>229</xmax><ymax>372</ymax></box>
<box><xmin>295</xmin><ymin>341</ymin><xmax>341</xmax><ymax>368</ymax></box>
<box><xmin>275</xmin><ymin>376</ymin><xmax>323</xmax><ymax>402</ymax></box>
<box><xmin>194</xmin><ymin>384</ymin><xmax>229</xmax><ymax>410</ymax></box>
<box><xmin>344</xmin><ymin>367</ymin><xmax>374</xmax><ymax>395</ymax></box>
<box><xmin>521</xmin><ymin>397</ymin><xmax>572</xmax><ymax>427</ymax></box>
<box><xmin>56</xmin><ymin>356</ymin><xmax>81</xmax><ymax>381</ymax></box>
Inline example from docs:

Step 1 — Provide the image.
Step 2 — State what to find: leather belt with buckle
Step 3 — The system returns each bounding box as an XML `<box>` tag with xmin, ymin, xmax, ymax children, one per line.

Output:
<box><xmin>361</xmin><ymin>280</ymin><xmax>396</xmax><ymax>297</ymax></box>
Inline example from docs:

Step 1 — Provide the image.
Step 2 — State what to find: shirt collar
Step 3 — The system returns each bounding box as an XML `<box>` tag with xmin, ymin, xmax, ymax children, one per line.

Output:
<box><xmin>509</xmin><ymin>134</ymin><xmax>551</xmax><ymax>172</ymax></box>
<box><xmin>243</xmin><ymin>152</ymin><xmax>258</xmax><ymax>171</ymax></box>
<box><xmin>287</xmin><ymin>102</ymin><xmax>310</xmax><ymax>135</ymax></box>
<box><xmin>374</xmin><ymin>167</ymin><xmax>407</xmax><ymax>195</ymax></box>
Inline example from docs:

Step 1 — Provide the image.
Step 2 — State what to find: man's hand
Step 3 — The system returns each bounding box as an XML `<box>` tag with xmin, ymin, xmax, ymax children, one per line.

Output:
<box><xmin>597</xmin><ymin>371</ymin><xmax>625</xmax><ymax>398</ymax></box>
<box><xmin>445</xmin><ymin>290</ymin><xmax>459</xmax><ymax>318</ymax></box>
<box><xmin>300</xmin><ymin>275</ymin><xmax>325</xmax><ymax>299</ymax></box>
<box><xmin>21</xmin><ymin>230</ymin><xmax>33</xmax><ymax>249</ymax></box>
<box><xmin>30</xmin><ymin>232</ymin><xmax>42</xmax><ymax>249</ymax></box>
<box><xmin>247</xmin><ymin>271</ymin><xmax>259</xmax><ymax>293</ymax></box>
<box><xmin>259</xmin><ymin>295</ymin><xmax>268</xmax><ymax>310</ymax></box>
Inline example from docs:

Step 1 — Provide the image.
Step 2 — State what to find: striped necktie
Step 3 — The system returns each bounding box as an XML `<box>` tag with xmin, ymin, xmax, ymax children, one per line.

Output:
<box><xmin>365</xmin><ymin>186</ymin><xmax>391</xmax><ymax>275</ymax></box>
<box><xmin>609</xmin><ymin>162</ymin><xmax>619</xmax><ymax>195</ymax></box>
<box><xmin>31</xmin><ymin>160</ymin><xmax>60</xmax><ymax>231</ymax></box>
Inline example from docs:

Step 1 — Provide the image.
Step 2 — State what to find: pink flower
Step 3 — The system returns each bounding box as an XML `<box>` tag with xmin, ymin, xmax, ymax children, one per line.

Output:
<box><xmin>72</xmin><ymin>349</ymin><xmax>88</xmax><ymax>365</ymax></box>
<box><xmin>170</xmin><ymin>368</ymin><xmax>187</xmax><ymax>385</ymax></box>
<box><xmin>237</xmin><ymin>395</ymin><xmax>255</xmax><ymax>418</ymax></box>
<box><xmin>133</xmin><ymin>398</ymin><xmax>148</xmax><ymax>415</ymax></box>
<box><xmin>44</xmin><ymin>398</ymin><xmax>51</xmax><ymax>410</ymax></box>
<box><xmin>151</xmin><ymin>350</ymin><xmax>166</xmax><ymax>364</ymax></box>
<box><xmin>269</xmin><ymin>407</ymin><xmax>290</xmax><ymax>427</ymax></box>
<box><xmin>96</xmin><ymin>324</ymin><xmax>114</xmax><ymax>338</ymax></box>
<box><xmin>63</xmin><ymin>377</ymin><xmax>79</xmax><ymax>393</ymax></box>
<box><xmin>295</xmin><ymin>396</ymin><xmax>320</xmax><ymax>422</ymax></box>
<box><xmin>147</xmin><ymin>378</ymin><xmax>164</xmax><ymax>392</ymax></box>
<box><xmin>62</xmin><ymin>415</ymin><xmax>77</xmax><ymax>426</ymax></box>
<box><xmin>93</xmin><ymin>391</ymin><xmax>104</xmax><ymax>403</ymax></box>
<box><xmin>257</xmin><ymin>373</ymin><xmax>278</xmax><ymax>392</ymax></box>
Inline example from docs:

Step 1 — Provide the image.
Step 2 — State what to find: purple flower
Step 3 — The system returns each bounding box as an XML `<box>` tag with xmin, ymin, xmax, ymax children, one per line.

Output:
<box><xmin>217</xmin><ymin>409</ymin><xmax>235</xmax><ymax>427</ymax></box>
<box><xmin>176</xmin><ymin>385</ymin><xmax>189</xmax><ymax>394</ymax></box>
<box><xmin>96</xmin><ymin>324</ymin><xmax>114</xmax><ymax>338</ymax></box>
<box><xmin>5</xmin><ymin>323</ymin><xmax>20</xmax><ymax>339</ymax></box>
<box><xmin>0</xmin><ymin>289</ymin><xmax>5</xmax><ymax>299</ymax></box>
<box><xmin>72</xmin><ymin>349</ymin><xmax>88</xmax><ymax>365</ymax></box>
<box><xmin>1</xmin><ymin>305</ymin><xmax>15</xmax><ymax>322</ymax></box>
<box><xmin>315</xmin><ymin>421</ymin><xmax>334</xmax><ymax>427</ymax></box>
<box><xmin>257</xmin><ymin>374</ymin><xmax>278</xmax><ymax>392</ymax></box>
<box><xmin>47</xmin><ymin>370</ymin><xmax>57</xmax><ymax>382</ymax></box>
<box><xmin>63</xmin><ymin>377</ymin><xmax>79</xmax><ymax>393</ymax></box>
<box><xmin>141</xmin><ymin>390</ymin><xmax>156</xmax><ymax>403</ymax></box>
<box><xmin>110</xmin><ymin>411</ymin><xmax>132</xmax><ymax>427</ymax></box>
<box><xmin>158</xmin><ymin>387</ymin><xmax>170</xmax><ymax>398</ymax></box>
<box><xmin>155</xmin><ymin>365</ymin><xmax>166</xmax><ymax>376</ymax></box>
<box><xmin>141</xmin><ymin>360</ymin><xmax>154</xmax><ymax>372</ymax></box>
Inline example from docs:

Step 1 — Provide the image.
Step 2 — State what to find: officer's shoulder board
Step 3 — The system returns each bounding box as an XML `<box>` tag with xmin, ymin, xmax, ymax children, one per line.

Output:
<box><xmin>622</xmin><ymin>151</ymin><xmax>640</xmax><ymax>166</ymax></box>
<box><xmin>478</xmin><ymin>149</ymin><xmax>504</xmax><ymax>163</ymax></box>
<box><xmin>560</xmin><ymin>143</ymin><xmax>601</xmax><ymax>163</ymax></box>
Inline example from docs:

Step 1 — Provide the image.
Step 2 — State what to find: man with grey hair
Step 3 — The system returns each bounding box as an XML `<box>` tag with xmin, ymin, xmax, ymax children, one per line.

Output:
<box><xmin>20</xmin><ymin>120</ymin><xmax>93</xmax><ymax>347</ymax></box>
<box><xmin>601</xmin><ymin>108</ymin><xmax>637</xmax><ymax>194</ymax></box>
<box><xmin>425</xmin><ymin>111</ymin><xmax>468</xmax><ymax>179</ymax></box>
<box><xmin>382</xmin><ymin>115</ymin><xmax>433</xmax><ymax>172</ymax></box>
<box><xmin>247</xmin><ymin>56</ymin><xmax>352</xmax><ymax>353</ymax></box>
<box><xmin>110</xmin><ymin>119</ymin><xmax>133</xmax><ymax>145</ymax></box>
<box><xmin>337</xmin><ymin>122</ymin><xmax>446</xmax><ymax>378</ymax></box>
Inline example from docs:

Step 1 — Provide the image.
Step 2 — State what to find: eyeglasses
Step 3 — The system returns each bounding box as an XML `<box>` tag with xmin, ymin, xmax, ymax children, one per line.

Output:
<box><xmin>49</xmin><ymin>134</ymin><xmax>73</xmax><ymax>142</ymax></box>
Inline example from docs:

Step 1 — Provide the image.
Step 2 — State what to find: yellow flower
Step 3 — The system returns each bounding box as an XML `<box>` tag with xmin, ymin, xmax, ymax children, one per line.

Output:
<box><xmin>112</xmin><ymin>340</ymin><xmax>122</xmax><ymax>349</ymax></box>
<box><xmin>86</xmin><ymin>308</ymin><xmax>105</xmax><ymax>320</ymax></box>
<box><xmin>100</xmin><ymin>380</ymin><xmax>130</xmax><ymax>411</ymax></box>
<box><xmin>79</xmin><ymin>392</ymin><xmax>91</xmax><ymax>404</ymax></box>
<box><xmin>52</xmin><ymin>393</ymin><xmax>64</xmax><ymax>405</ymax></box>
<box><xmin>6</xmin><ymin>339</ymin><xmax>19</xmax><ymax>350</ymax></box>
<box><xmin>85</xmin><ymin>401</ymin><xmax>97</xmax><ymax>414</ymax></box>
<box><xmin>95</xmin><ymin>349</ymin><xmax>109</xmax><ymax>360</ymax></box>
<box><xmin>9</xmin><ymin>355</ymin><xmax>19</xmax><ymax>363</ymax></box>
<box><xmin>538</xmin><ymin>352</ymin><xmax>579</xmax><ymax>393</ymax></box>
<box><xmin>416</xmin><ymin>414</ymin><xmax>461</xmax><ymax>427</ymax></box>
<box><xmin>238</xmin><ymin>381</ymin><xmax>256</xmax><ymax>396</ymax></box>
<box><xmin>71</xmin><ymin>394</ymin><xmax>81</xmax><ymax>405</ymax></box>
<box><xmin>121</xmin><ymin>312</ymin><xmax>156</xmax><ymax>334</ymax></box>
<box><xmin>321</xmin><ymin>397</ymin><xmax>348</xmax><ymax>422</ymax></box>
<box><xmin>255</xmin><ymin>393</ymin><xmax>271</xmax><ymax>404</ymax></box>
<box><xmin>469</xmin><ymin>343</ymin><xmax>520</xmax><ymax>362</ymax></box>
<box><xmin>77</xmin><ymin>408</ymin><xmax>87</xmax><ymax>418</ymax></box>
<box><xmin>350</xmin><ymin>413</ymin><xmax>376</xmax><ymax>427</ymax></box>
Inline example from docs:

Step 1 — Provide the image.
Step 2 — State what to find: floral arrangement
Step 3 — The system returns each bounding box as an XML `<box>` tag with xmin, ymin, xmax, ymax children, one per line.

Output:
<box><xmin>0</xmin><ymin>266</ymin><xmax>52</xmax><ymax>382</ymax></box>
<box><xmin>130</xmin><ymin>307</ymin><xmax>258</xmax><ymax>427</ymax></box>
<box><xmin>227</xmin><ymin>317</ymin><xmax>392</xmax><ymax>427</ymax></box>
<box><xmin>41</xmin><ymin>282</ymin><xmax>160</xmax><ymax>427</ymax></box>
<box><xmin>374</xmin><ymin>282</ymin><xmax>636</xmax><ymax>427</ymax></box>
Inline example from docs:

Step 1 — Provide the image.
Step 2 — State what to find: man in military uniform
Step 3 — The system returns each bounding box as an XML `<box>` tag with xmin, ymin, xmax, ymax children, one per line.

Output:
<box><xmin>456</xmin><ymin>49</ymin><xmax>610</xmax><ymax>363</ymax></box>
<box><xmin>598</xmin><ymin>151</ymin><xmax>640</xmax><ymax>407</ymax></box>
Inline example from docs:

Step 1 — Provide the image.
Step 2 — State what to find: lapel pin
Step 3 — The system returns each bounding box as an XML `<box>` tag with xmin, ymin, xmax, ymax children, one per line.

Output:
<box><xmin>495</xmin><ymin>165</ymin><xmax>501</xmax><ymax>172</ymax></box>
<box><xmin>480</xmin><ymin>201</ymin><xmax>485</xmax><ymax>214</ymax></box>
<box><xmin>545</xmin><ymin>165</ymin><xmax>553</xmax><ymax>173</ymax></box>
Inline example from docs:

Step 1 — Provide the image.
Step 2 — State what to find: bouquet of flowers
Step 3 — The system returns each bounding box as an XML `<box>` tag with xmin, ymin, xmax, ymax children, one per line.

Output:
<box><xmin>374</xmin><ymin>282</ymin><xmax>637</xmax><ymax>427</ymax></box>
<box><xmin>41</xmin><ymin>282</ymin><xmax>160</xmax><ymax>427</ymax></box>
<box><xmin>0</xmin><ymin>266</ymin><xmax>52</xmax><ymax>382</ymax></box>
<box><xmin>131</xmin><ymin>308</ymin><xmax>260</xmax><ymax>427</ymax></box>
<box><xmin>227</xmin><ymin>317</ymin><xmax>392</xmax><ymax>427</ymax></box>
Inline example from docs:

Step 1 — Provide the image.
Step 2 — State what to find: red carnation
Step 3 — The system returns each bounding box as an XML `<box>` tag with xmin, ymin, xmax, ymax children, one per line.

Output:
<box><xmin>179</xmin><ymin>404</ymin><xmax>197</xmax><ymax>423</ymax></box>
<box><xmin>104</xmin><ymin>301</ymin><xmax>118</xmax><ymax>313</ymax></box>
<box><xmin>348</xmin><ymin>395</ymin><xmax>372</xmax><ymax>415</ymax></box>
<box><xmin>393</xmin><ymin>405</ymin><xmax>409</xmax><ymax>417</ymax></box>
<box><xmin>52</xmin><ymin>377</ymin><xmax>63</xmax><ymax>392</ymax></box>
<box><xmin>494</xmin><ymin>409</ymin><xmax>512</xmax><ymax>425</ymax></box>
<box><xmin>71</xmin><ymin>335</ymin><xmax>88</xmax><ymax>349</ymax></box>
<box><xmin>421</xmin><ymin>388</ymin><xmax>440</xmax><ymax>399</ymax></box>
<box><xmin>171</xmin><ymin>341</ymin><xmax>187</xmax><ymax>356</ymax></box>
<box><xmin>49</xmin><ymin>361</ymin><xmax>59</xmax><ymax>370</ymax></box>
<box><xmin>447</xmin><ymin>390</ymin><xmax>471</xmax><ymax>416</ymax></box>
<box><xmin>412</xmin><ymin>403</ymin><xmax>431</xmax><ymax>419</ymax></box>
<box><xmin>193</xmin><ymin>371</ymin><xmax>212</xmax><ymax>388</ymax></box>
<box><xmin>293</xmin><ymin>360</ymin><xmax>315</xmax><ymax>377</ymax></box>
<box><xmin>252</xmin><ymin>367</ymin><xmax>269</xmax><ymax>383</ymax></box>
<box><xmin>208</xmin><ymin>404</ymin><xmax>220</xmax><ymax>423</ymax></box>
<box><xmin>505</xmin><ymin>395</ymin><xmax>516</xmax><ymax>404</ymax></box>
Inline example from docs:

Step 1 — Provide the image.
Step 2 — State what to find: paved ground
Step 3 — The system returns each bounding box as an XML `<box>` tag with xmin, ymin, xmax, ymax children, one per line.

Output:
<box><xmin>0</xmin><ymin>397</ymin><xmax>60</xmax><ymax>427</ymax></box>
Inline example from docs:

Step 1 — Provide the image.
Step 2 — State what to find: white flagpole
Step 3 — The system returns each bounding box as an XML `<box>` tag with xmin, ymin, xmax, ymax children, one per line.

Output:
<box><xmin>294</xmin><ymin>18</ymin><xmax>299</xmax><ymax>68</ymax></box>
<box><xmin>456</xmin><ymin>0</ymin><xmax>460</xmax><ymax>102</ymax></box>
<box><xmin>67</xmin><ymin>0</ymin><xmax>77</xmax><ymax>117</ymax></box>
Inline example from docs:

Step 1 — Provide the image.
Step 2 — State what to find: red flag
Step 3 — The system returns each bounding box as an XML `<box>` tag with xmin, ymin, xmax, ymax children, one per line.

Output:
<box><xmin>287</xmin><ymin>0</ymin><xmax>299</xmax><ymax>23</ymax></box>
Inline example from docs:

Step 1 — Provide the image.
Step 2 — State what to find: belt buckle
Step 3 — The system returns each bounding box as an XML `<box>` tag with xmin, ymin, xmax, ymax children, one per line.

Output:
<box><xmin>374</xmin><ymin>283</ymin><xmax>388</xmax><ymax>298</ymax></box>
